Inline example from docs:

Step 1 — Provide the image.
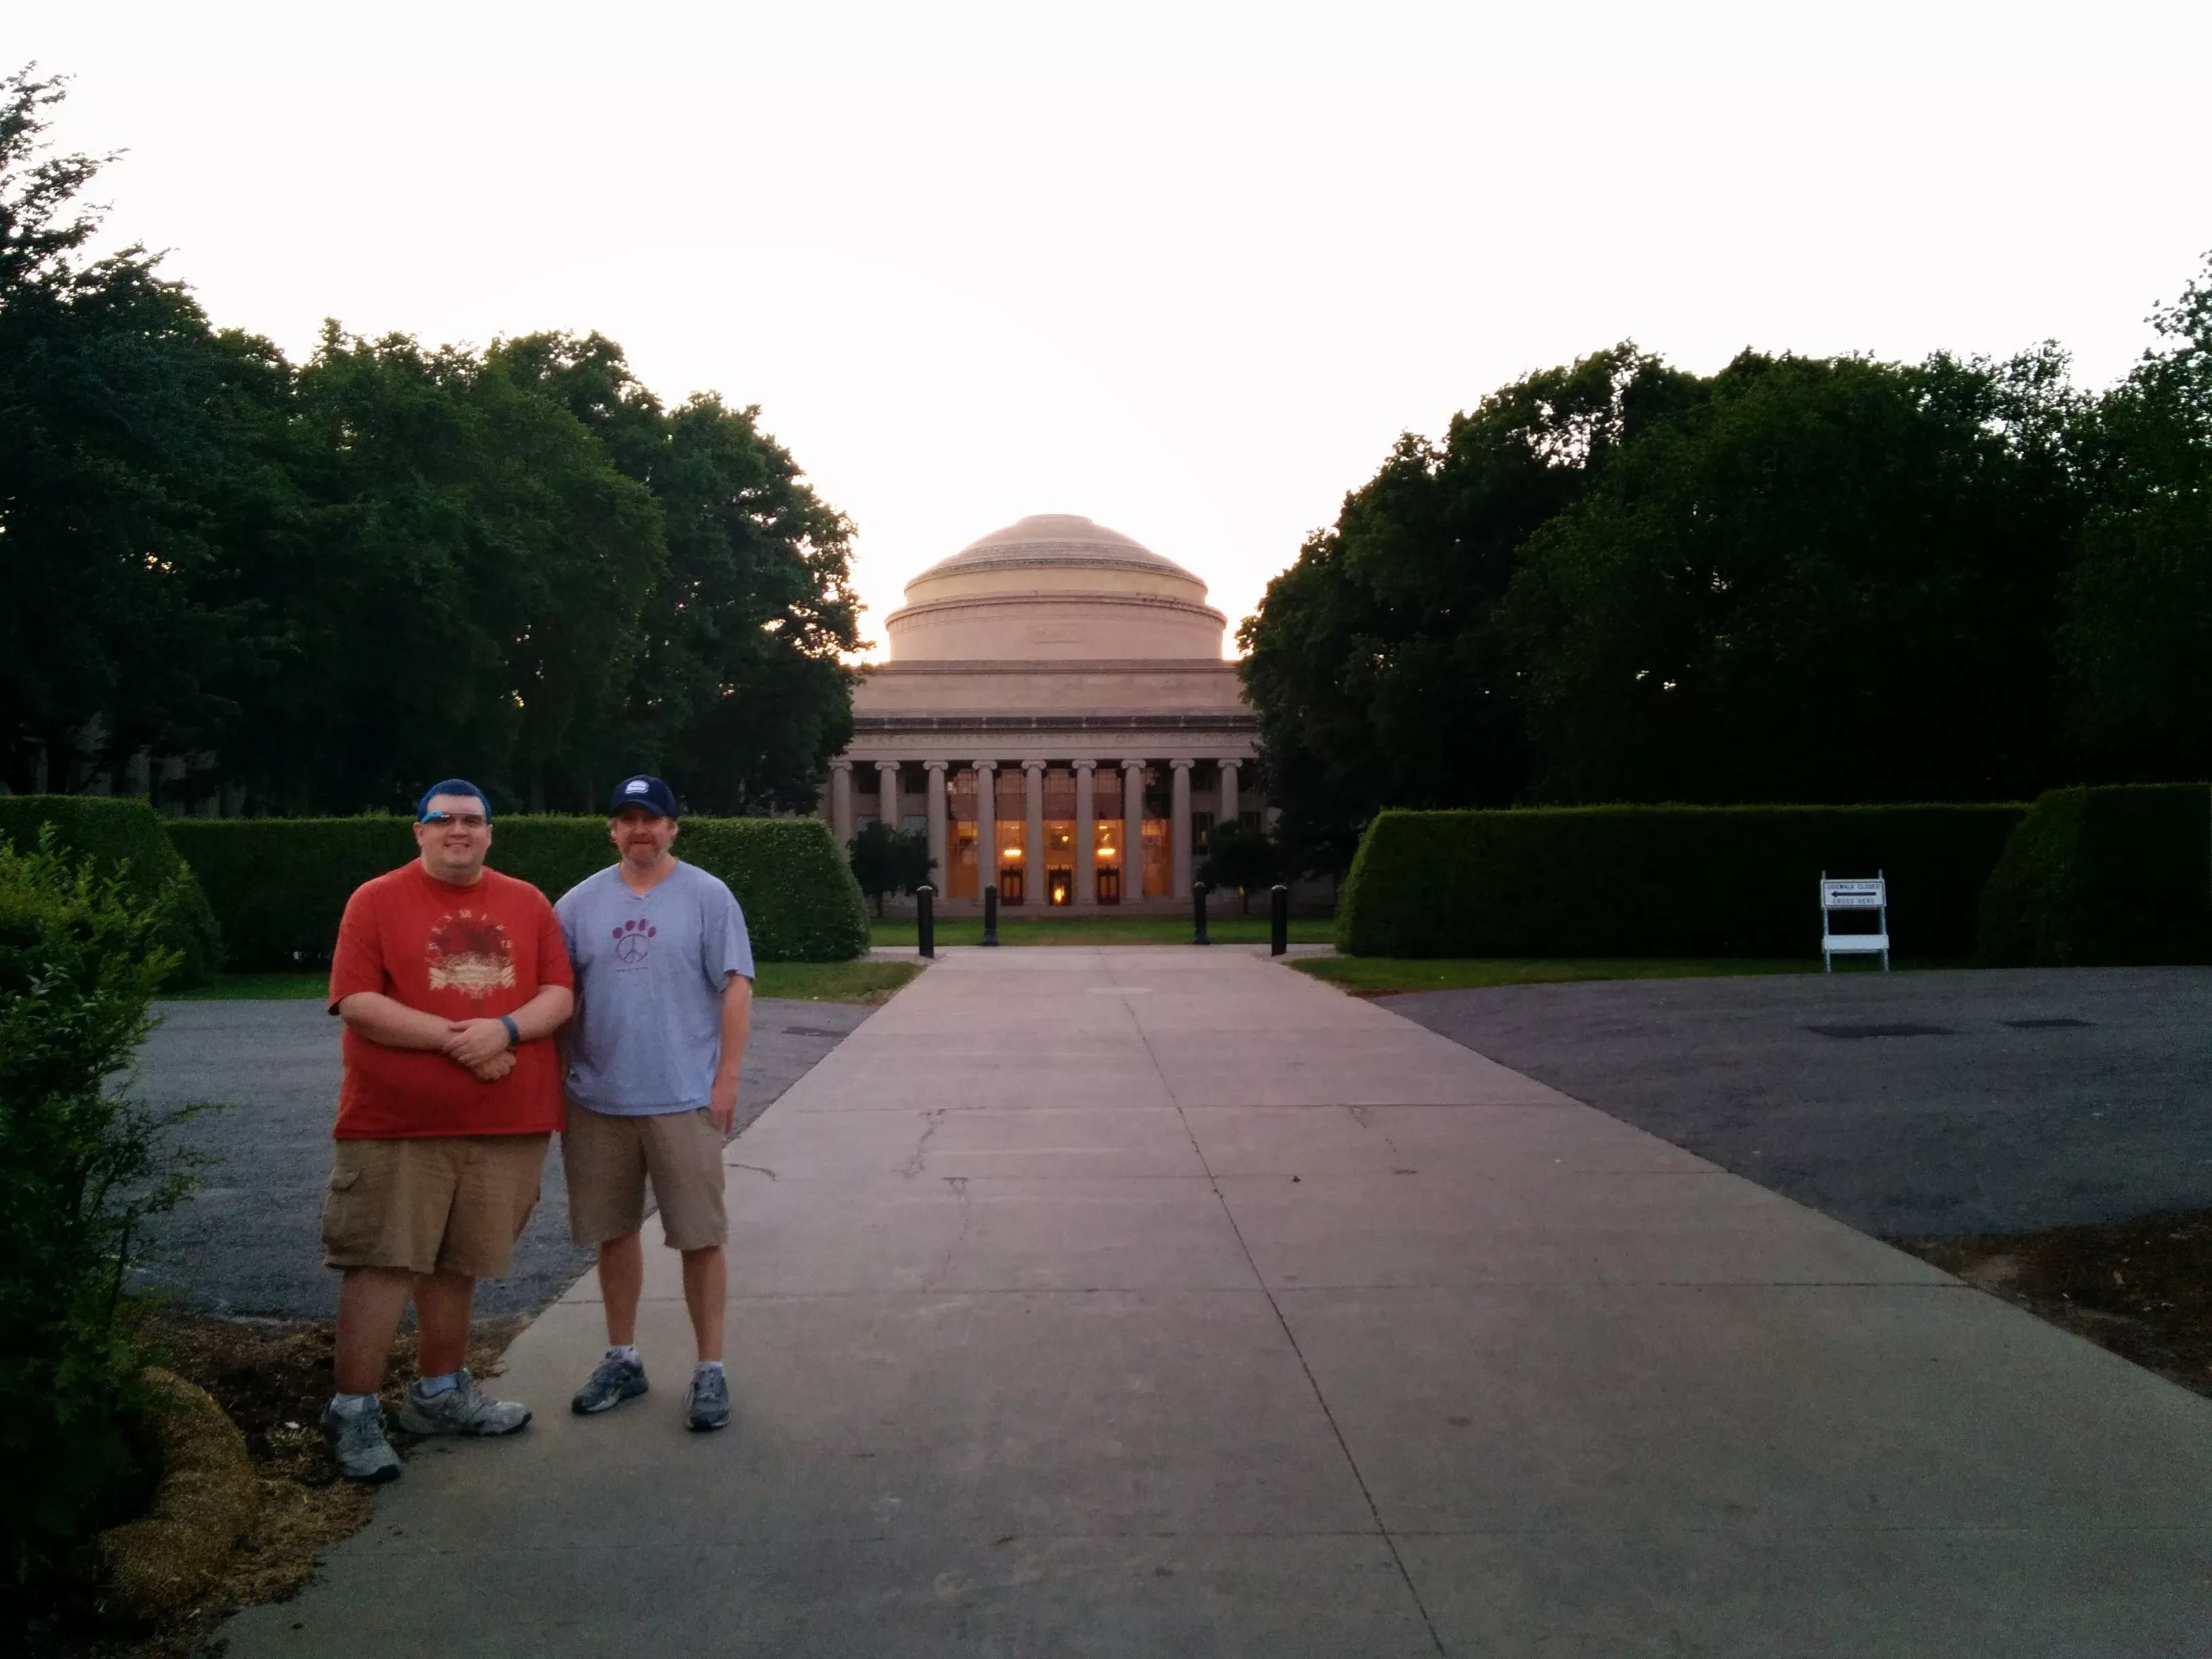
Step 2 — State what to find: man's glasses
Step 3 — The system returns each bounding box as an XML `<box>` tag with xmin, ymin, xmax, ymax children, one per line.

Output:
<box><xmin>421</xmin><ymin>812</ymin><xmax>488</xmax><ymax>829</ymax></box>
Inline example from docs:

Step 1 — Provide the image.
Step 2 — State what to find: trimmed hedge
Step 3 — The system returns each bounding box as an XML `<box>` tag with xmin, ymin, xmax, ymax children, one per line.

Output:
<box><xmin>0</xmin><ymin>796</ymin><xmax>221</xmax><ymax>987</ymax></box>
<box><xmin>1976</xmin><ymin>784</ymin><xmax>2212</xmax><ymax>966</ymax></box>
<box><xmin>1337</xmin><ymin>803</ymin><xmax>2027</xmax><ymax>959</ymax></box>
<box><xmin>166</xmin><ymin>815</ymin><xmax>869</xmax><ymax>970</ymax></box>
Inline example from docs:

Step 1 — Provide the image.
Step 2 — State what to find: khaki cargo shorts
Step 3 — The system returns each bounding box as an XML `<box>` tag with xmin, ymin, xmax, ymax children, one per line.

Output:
<box><xmin>321</xmin><ymin>1133</ymin><xmax>550</xmax><ymax>1279</ymax></box>
<box><xmin>562</xmin><ymin>1101</ymin><xmax>729</xmax><ymax>1251</ymax></box>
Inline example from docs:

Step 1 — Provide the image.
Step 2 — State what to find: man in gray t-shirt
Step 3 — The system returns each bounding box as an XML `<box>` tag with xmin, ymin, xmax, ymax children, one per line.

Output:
<box><xmin>556</xmin><ymin>775</ymin><xmax>754</xmax><ymax>1432</ymax></box>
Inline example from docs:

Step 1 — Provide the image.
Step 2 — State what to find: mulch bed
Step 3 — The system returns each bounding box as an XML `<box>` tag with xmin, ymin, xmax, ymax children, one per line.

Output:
<box><xmin>28</xmin><ymin>1309</ymin><xmax>524</xmax><ymax>1659</ymax></box>
<box><xmin>1889</xmin><ymin>1208</ymin><xmax>2212</xmax><ymax>1399</ymax></box>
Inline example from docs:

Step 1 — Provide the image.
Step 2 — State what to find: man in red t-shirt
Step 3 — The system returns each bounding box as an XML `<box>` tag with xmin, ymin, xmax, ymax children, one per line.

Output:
<box><xmin>320</xmin><ymin>779</ymin><xmax>575</xmax><ymax>1483</ymax></box>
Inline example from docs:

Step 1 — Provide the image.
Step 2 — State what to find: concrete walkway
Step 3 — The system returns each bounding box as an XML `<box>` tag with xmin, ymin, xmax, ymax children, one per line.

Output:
<box><xmin>222</xmin><ymin>949</ymin><xmax>2212</xmax><ymax>1656</ymax></box>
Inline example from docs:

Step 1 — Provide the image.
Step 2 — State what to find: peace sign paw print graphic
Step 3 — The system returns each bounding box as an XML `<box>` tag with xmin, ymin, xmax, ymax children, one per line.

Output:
<box><xmin>612</xmin><ymin>917</ymin><xmax>657</xmax><ymax>964</ymax></box>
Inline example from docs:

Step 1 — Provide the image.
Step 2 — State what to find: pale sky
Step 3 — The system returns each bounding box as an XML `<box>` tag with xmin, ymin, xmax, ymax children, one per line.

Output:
<box><xmin>18</xmin><ymin>1</ymin><xmax>2209</xmax><ymax>659</ymax></box>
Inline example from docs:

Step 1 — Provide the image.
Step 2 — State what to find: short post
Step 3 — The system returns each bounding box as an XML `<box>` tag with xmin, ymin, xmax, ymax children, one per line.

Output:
<box><xmin>1191</xmin><ymin>880</ymin><xmax>1210</xmax><ymax>945</ymax></box>
<box><xmin>1269</xmin><ymin>884</ymin><xmax>1289</xmax><ymax>956</ymax></box>
<box><xmin>981</xmin><ymin>882</ymin><xmax>1000</xmax><ymax>947</ymax></box>
<box><xmin>916</xmin><ymin>883</ymin><xmax>935</xmax><ymax>959</ymax></box>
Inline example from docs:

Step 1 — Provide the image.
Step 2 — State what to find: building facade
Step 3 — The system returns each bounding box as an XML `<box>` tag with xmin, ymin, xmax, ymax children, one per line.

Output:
<box><xmin>821</xmin><ymin>514</ymin><xmax>1265</xmax><ymax>912</ymax></box>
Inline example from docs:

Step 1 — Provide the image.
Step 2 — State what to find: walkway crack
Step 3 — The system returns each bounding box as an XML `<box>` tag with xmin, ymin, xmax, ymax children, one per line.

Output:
<box><xmin>897</xmin><ymin>1109</ymin><xmax>947</xmax><ymax>1179</ymax></box>
<box><xmin>924</xmin><ymin>1174</ymin><xmax>973</xmax><ymax>1289</ymax></box>
<box><xmin>727</xmin><ymin>1162</ymin><xmax>779</xmax><ymax>1182</ymax></box>
<box><xmin>1347</xmin><ymin>1104</ymin><xmax>1405</xmax><ymax>1164</ymax></box>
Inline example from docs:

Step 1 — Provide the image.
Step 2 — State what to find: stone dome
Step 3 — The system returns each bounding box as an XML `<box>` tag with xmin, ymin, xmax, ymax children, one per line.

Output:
<box><xmin>884</xmin><ymin>514</ymin><xmax>1227</xmax><ymax>662</ymax></box>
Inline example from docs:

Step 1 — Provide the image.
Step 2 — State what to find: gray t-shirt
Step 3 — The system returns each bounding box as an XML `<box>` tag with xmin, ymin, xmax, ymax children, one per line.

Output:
<box><xmin>556</xmin><ymin>860</ymin><xmax>755</xmax><ymax>1115</ymax></box>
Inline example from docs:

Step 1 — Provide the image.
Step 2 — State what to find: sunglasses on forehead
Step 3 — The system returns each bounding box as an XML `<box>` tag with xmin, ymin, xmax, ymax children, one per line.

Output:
<box><xmin>420</xmin><ymin>811</ymin><xmax>489</xmax><ymax>828</ymax></box>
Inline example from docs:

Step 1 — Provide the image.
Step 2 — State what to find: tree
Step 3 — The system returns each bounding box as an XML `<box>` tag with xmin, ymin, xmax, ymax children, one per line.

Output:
<box><xmin>1237</xmin><ymin>346</ymin><xmax>1701</xmax><ymax>870</ymax></box>
<box><xmin>847</xmin><ymin>821</ymin><xmax>933</xmax><ymax>916</ymax></box>
<box><xmin>217</xmin><ymin>327</ymin><xmax>663</xmax><ymax>813</ymax></box>
<box><xmin>1</xmin><ymin>75</ymin><xmax>857</xmax><ymax>817</ymax></box>
<box><xmin>1196</xmin><ymin>820</ymin><xmax>1280</xmax><ymax>912</ymax></box>
<box><xmin>2058</xmin><ymin>252</ymin><xmax>2212</xmax><ymax>782</ymax></box>
<box><xmin>493</xmin><ymin>334</ymin><xmax>863</xmax><ymax>814</ymax></box>
<box><xmin>0</xmin><ymin>69</ymin><xmax>285</xmax><ymax>794</ymax></box>
<box><xmin>1499</xmin><ymin>348</ymin><xmax>2087</xmax><ymax>804</ymax></box>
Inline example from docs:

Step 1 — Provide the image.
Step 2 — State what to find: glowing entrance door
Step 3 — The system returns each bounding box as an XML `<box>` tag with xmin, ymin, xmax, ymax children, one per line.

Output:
<box><xmin>1044</xmin><ymin>815</ymin><xmax>1076</xmax><ymax>905</ymax></box>
<box><xmin>1092</xmin><ymin>819</ymin><xmax>1123</xmax><ymax>904</ymax></box>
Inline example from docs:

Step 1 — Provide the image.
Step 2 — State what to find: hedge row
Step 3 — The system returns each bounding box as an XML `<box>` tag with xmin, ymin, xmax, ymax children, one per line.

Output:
<box><xmin>1976</xmin><ymin>784</ymin><xmax>2212</xmax><ymax>966</ymax></box>
<box><xmin>1336</xmin><ymin>803</ymin><xmax>2026</xmax><ymax>959</ymax></box>
<box><xmin>0</xmin><ymin>796</ymin><xmax>221</xmax><ymax>987</ymax></box>
<box><xmin>165</xmin><ymin>815</ymin><xmax>869</xmax><ymax>970</ymax></box>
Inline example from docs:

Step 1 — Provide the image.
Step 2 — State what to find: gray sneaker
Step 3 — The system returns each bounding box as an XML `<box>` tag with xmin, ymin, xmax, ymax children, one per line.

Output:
<box><xmin>571</xmin><ymin>1350</ymin><xmax>650</xmax><ymax>1416</ymax></box>
<box><xmin>685</xmin><ymin>1365</ymin><xmax>731</xmax><ymax>1432</ymax></box>
<box><xmin>395</xmin><ymin>1369</ymin><xmax>531</xmax><ymax>1437</ymax></box>
<box><xmin>325</xmin><ymin>1399</ymin><xmax>401</xmax><ymax>1482</ymax></box>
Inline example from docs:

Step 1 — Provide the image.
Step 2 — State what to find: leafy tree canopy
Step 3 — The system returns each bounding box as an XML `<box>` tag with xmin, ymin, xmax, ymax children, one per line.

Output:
<box><xmin>0</xmin><ymin>72</ymin><xmax>860</xmax><ymax>816</ymax></box>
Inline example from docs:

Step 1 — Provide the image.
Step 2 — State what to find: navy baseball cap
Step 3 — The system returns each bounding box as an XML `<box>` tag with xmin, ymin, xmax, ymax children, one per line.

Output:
<box><xmin>609</xmin><ymin>775</ymin><xmax>680</xmax><ymax>819</ymax></box>
<box><xmin>416</xmin><ymin>779</ymin><xmax>493</xmax><ymax>821</ymax></box>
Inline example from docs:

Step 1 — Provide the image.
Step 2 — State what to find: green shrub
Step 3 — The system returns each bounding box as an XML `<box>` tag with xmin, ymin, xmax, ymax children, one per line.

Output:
<box><xmin>0</xmin><ymin>834</ymin><xmax>190</xmax><ymax>1604</ymax></box>
<box><xmin>1976</xmin><ymin>784</ymin><xmax>2212</xmax><ymax>966</ymax></box>
<box><xmin>1337</xmin><ymin>803</ymin><xmax>2026</xmax><ymax>958</ymax></box>
<box><xmin>0</xmin><ymin>798</ymin><xmax>220</xmax><ymax>988</ymax></box>
<box><xmin>167</xmin><ymin>814</ymin><xmax>870</xmax><ymax>970</ymax></box>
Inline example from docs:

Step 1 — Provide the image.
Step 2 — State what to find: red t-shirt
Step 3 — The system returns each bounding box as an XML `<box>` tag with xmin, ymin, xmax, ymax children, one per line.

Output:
<box><xmin>327</xmin><ymin>862</ymin><xmax>572</xmax><ymax>1139</ymax></box>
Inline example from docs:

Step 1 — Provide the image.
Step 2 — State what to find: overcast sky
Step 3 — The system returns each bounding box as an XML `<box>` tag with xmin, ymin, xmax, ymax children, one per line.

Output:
<box><xmin>18</xmin><ymin>2</ymin><xmax>2209</xmax><ymax>657</ymax></box>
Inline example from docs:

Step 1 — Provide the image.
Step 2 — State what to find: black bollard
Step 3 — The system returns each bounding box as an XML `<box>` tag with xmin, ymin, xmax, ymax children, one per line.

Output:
<box><xmin>917</xmin><ymin>883</ymin><xmax>935</xmax><ymax>959</ymax></box>
<box><xmin>981</xmin><ymin>882</ymin><xmax>1000</xmax><ymax>946</ymax></box>
<box><xmin>1191</xmin><ymin>880</ymin><xmax>1210</xmax><ymax>945</ymax></box>
<box><xmin>1270</xmin><ymin>883</ymin><xmax>1289</xmax><ymax>956</ymax></box>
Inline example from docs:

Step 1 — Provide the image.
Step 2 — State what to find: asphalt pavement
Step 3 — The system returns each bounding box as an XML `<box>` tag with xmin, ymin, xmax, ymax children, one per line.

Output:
<box><xmin>1387</xmin><ymin>965</ymin><xmax>2212</xmax><ymax>1237</ymax></box>
<box><xmin>130</xmin><ymin>996</ymin><xmax>874</xmax><ymax>1317</ymax></box>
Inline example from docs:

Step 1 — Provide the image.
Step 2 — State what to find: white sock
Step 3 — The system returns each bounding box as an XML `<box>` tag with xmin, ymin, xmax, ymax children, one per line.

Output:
<box><xmin>415</xmin><ymin>1369</ymin><xmax>463</xmax><ymax>1397</ymax></box>
<box><xmin>695</xmin><ymin>1359</ymin><xmax>724</xmax><ymax>1375</ymax></box>
<box><xmin>329</xmin><ymin>1391</ymin><xmax>379</xmax><ymax>1417</ymax></box>
<box><xmin>609</xmin><ymin>1345</ymin><xmax>640</xmax><ymax>1366</ymax></box>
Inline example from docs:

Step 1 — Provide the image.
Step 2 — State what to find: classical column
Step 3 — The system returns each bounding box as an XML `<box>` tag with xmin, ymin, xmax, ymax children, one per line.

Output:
<box><xmin>1170</xmin><ymin>758</ymin><xmax>1195</xmax><ymax>899</ymax></box>
<box><xmin>1219</xmin><ymin>758</ymin><xmax>1240</xmax><ymax>826</ymax></box>
<box><xmin>975</xmin><ymin>761</ymin><xmax>998</xmax><ymax>896</ymax></box>
<box><xmin>1072</xmin><ymin>760</ymin><xmax>1097</xmax><ymax>906</ymax></box>
<box><xmin>1022</xmin><ymin>760</ymin><xmax>1046</xmax><ymax>905</ymax></box>
<box><xmin>829</xmin><ymin>759</ymin><xmax>853</xmax><ymax>849</ymax></box>
<box><xmin>1122</xmin><ymin>759</ymin><xmax>1146</xmax><ymax>901</ymax></box>
<box><xmin>876</xmin><ymin>760</ymin><xmax>901</xmax><ymax>836</ymax></box>
<box><xmin>924</xmin><ymin>761</ymin><xmax>949</xmax><ymax>893</ymax></box>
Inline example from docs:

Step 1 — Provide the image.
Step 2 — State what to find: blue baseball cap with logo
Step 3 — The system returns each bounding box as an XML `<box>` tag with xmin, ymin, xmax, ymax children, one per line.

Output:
<box><xmin>609</xmin><ymin>775</ymin><xmax>680</xmax><ymax>819</ymax></box>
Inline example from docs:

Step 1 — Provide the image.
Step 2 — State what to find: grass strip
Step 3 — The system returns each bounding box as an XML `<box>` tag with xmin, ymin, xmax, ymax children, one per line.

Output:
<box><xmin>754</xmin><ymin>960</ymin><xmax>923</xmax><ymax>1004</ymax></box>
<box><xmin>1294</xmin><ymin>956</ymin><xmax>1874</xmax><ymax>995</ymax></box>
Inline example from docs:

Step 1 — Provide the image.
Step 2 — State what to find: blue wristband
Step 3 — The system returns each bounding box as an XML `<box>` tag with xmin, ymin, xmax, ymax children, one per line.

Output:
<box><xmin>498</xmin><ymin>1015</ymin><xmax>520</xmax><ymax>1048</ymax></box>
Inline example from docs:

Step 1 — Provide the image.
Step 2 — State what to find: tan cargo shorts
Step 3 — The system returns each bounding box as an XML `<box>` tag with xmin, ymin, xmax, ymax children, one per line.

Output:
<box><xmin>562</xmin><ymin>1101</ymin><xmax>729</xmax><ymax>1251</ymax></box>
<box><xmin>321</xmin><ymin>1133</ymin><xmax>550</xmax><ymax>1279</ymax></box>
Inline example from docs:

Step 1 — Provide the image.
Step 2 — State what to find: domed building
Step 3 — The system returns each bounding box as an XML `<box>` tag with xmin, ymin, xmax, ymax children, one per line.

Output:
<box><xmin>822</xmin><ymin>514</ymin><xmax>1263</xmax><ymax>912</ymax></box>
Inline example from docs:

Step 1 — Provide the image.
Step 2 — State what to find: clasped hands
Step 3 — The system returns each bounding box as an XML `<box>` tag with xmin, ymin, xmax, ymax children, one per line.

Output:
<box><xmin>443</xmin><ymin>1016</ymin><xmax>517</xmax><ymax>1082</ymax></box>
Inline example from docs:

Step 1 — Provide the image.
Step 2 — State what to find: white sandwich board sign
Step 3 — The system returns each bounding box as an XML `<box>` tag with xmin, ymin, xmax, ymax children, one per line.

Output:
<box><xmin>1820</xmin><ymin>872</ymin><xmax>1889</xmax><ymax>972</ymax></box>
